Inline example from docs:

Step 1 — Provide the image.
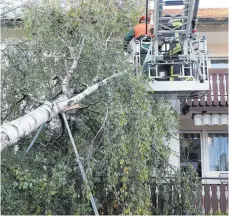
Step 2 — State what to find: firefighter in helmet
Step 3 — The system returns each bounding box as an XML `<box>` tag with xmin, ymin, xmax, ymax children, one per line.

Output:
<box><xmin>168</xmin><ymin>18</ymin><xmax>183</xmax><ymax>80</ymax></box>
<box><xmin>124</xmin><ymin>15</ymin><xmax>153</xmax><ymax>66</ymax></box>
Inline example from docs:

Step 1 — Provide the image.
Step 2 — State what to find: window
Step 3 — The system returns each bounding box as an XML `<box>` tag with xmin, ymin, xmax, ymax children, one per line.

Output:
<box><xmin>210</xmin><ymin>59</ymin><xmax>228</xmax><ymax>69</ymax></box>
<box><xmin>180</xmin><ymin>133</ymin><xmax>202</xmax><ymax>176</ymax></box>
<box><xmin>180</xmin><ymin>131</ymin><xmax>228</xmax><ymax>180</ymax></box>
<box><xmin>208</xmin><ymin>133</ymin><xmax>228</xmax><ymax>171</ymax></box>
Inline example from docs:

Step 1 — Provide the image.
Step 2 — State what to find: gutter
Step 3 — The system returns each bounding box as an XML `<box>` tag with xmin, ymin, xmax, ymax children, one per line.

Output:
<box><xmin>198</xmin><ymin>17</ymin><xmax>228</xmax><ymax>25</ymax></box>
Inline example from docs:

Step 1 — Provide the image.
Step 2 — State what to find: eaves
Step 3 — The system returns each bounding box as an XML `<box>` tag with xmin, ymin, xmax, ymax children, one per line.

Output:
<box><xmin>198</xmin><ymin>17</ymin><xmax>228</xmax><ymax>25</ymax></box>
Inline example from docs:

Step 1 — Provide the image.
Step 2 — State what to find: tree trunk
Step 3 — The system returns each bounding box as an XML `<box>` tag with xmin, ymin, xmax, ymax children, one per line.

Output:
<box><xmin>0</xmin><ymin>73</ymin><xmax>122</xmax><ymax>151</ymax></box>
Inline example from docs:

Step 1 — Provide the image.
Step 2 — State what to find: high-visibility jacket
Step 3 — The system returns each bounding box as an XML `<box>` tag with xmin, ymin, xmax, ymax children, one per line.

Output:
<box><xmin>134</xmin><ymin>23</ymin><xmax>150</xmax><ymax>39</ymax></box>
<box><xmin>169</xmin><ymin>20</ymin><xmax>182</xmax><ymax>55</ymax></box>
<box><xmin>169</xmin><ymin>20</ymin><xmax>182</xmax><ymax>80</ymax></box>
<box><xmin>124</xmin><ymin>23</ymin><xmax>152</xmax><ymax>52</ymax></box>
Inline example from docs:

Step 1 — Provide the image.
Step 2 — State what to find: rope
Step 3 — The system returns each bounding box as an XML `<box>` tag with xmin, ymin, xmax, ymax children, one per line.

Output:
<box><xmin>62</xmin><ymin>113</ymin><xmax>99</xmax><ymax>216</ymax></box>
<box><xmin>26</xmin><ymin>123</ymin><xmax>46</xmax><ymax>153</ymax></box>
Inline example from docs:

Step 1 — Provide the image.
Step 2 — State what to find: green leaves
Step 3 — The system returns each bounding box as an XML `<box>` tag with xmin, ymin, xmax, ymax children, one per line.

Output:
<box><xmin>1</xmin><ymin>1</ymin><xmax>201</xmax><ymax>215</ymax></box>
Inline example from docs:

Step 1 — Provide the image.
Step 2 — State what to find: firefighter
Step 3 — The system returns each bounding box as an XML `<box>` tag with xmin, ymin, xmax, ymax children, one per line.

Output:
<box><xmin>123</xmin><ymin>15</ymin><xmax>152</xmax><ymax>66</ymax></box>
<box><xmin>168</xmin><ymin>19</ymin><xmax>182</xmax><ymax>81</ymax></box>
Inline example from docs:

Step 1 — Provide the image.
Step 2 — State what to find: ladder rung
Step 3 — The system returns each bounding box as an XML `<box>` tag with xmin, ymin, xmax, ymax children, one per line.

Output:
<box><xmin>159</xmin><ymin>16</ymin><xmax>188</xmax><ymax>20</ymax></box>
<box><xmin>158</xmin><ymin>30</ymin><xmax>186</xmax><ymax>33</ymax></box>
<box><xmin>155</xmin><ymin>55</ymin><xmax>188</xmax><ymax>61</ymax></box>
<box><xmin>159</xmin><ymin>1</ymin><xmax>189</xmax><ymax>6</ymax></box>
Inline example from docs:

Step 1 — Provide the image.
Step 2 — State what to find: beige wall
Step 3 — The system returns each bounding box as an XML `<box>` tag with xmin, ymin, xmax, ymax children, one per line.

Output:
<box><xmin>197</xmin><ymin>24</ymin><xmax>228</xmax><ymax>33</ymax></box>
<box><xmin>197</xmin><ymin>24</ymin><xmax>228</xmax><ymax>57</ymax></box>
<box><xmin>208</xmin><ymin>44</ymin><xmax>228</xmax><ymax>57</ymax></box>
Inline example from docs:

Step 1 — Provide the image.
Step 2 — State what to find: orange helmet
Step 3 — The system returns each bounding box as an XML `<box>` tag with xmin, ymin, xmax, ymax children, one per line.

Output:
<box><xmin>139</xmin><ymin>15</ymin><xmax>150</xmax><ymax>23</ymax></box>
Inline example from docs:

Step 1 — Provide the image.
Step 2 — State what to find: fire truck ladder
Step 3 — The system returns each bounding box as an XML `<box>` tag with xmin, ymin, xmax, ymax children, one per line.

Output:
<box><xmin>134</xmin><ymin>0</ymin><xmax>209</xmax><ymax>99</ymax></box>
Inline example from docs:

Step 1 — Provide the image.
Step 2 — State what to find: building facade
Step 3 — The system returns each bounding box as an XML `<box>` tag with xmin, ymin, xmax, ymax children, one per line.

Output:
<box><xmin>179</xmin><ymin>8</ymin><xmax>228</xmax><ymax>214</ymax></box>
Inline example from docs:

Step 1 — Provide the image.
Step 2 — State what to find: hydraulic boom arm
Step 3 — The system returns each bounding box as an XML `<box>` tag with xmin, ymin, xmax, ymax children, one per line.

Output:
<box><xmin>132</xmin><ymin>0</ymin><xmax>209</xmax><ymax>99</ymax></box>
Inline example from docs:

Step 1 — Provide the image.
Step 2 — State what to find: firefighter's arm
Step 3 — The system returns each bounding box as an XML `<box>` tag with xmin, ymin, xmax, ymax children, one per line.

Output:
<box><xmin>123</xmin><ymin>29</ymin><xmax>135</xmax><ymax>51</ymax></box>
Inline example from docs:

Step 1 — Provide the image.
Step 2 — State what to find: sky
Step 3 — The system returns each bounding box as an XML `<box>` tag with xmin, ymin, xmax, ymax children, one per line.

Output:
<box><xmin>2</xmin><ymin>0</ymin><xmax>229</xmax><ymax>8</ymax></box>
<box><xmin>198</xmin><ymin>0</ymin><xmax>229</xmax><ymax>8</ymax></box>
<box><xmin>1</xmin><ymin>0</ymin><xmax>228</xmax><ymax>19</ymax></box>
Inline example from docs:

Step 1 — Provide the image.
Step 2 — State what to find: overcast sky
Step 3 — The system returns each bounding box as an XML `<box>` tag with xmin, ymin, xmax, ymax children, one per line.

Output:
<box><xmin>2</xmin><ymin>0</ymin><xmax>229</xmax><ymax>7</ymax></box>
<box><xmin>199</xmin><ymin>0</ymin><xmax>229</xmax><ymax>8</ymax></box>
<box><xmin>1</xmin><ymin>0</ymin><xmax>228</xmax><ymax>19</ymax></box>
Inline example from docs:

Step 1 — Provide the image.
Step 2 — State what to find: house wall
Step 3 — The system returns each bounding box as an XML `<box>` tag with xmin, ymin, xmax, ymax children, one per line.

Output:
<box><xmin>178</xmin><ymin>23</ymin><xmax>228</xmax><ymax>182</ymax></box>
<box><xmin>168</xmin><ymin>99</ymin><xmax>180</xmax><ymax>169</ymax></box>
<box><xmin>197</xmin><ymin>24</ymin><xmax>228</xmax><ymax>57</ymax></box>
<box><xmin>208</xmin><ymin>44</ymin><xmax>228</xmax><ymax>57</ymax></box>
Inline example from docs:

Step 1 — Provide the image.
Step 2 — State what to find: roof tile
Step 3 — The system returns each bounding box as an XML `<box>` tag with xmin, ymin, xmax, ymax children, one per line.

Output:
<box><xmin>197</xmin><ymin>8</ymin><xmax>228</xmax><ymax>18</ymax></box>
<box><xmin>150</xmin><ymin>8</ymin><xmax>228</xmax><ymax>19</ymax></box>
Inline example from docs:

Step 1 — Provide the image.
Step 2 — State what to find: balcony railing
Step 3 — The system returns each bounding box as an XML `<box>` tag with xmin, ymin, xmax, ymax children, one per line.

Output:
<box><xmin>185</xmin><ymin>69</ymin><xmax>228</xmax><ymax>108</ymax></box>
<box><xmin>208</xmin><ymin>69</ymin><xmax>228</xmax><ymax>106</ymax></box>
<box><xmin>201</xmin><ymin>177</ymin><xmax>228</xmax><ymax>215</ymax></box>
<box><xmin>151</xmin><ymin>177</ymin><xmax>228</xmax><ymax>215</ymax></box>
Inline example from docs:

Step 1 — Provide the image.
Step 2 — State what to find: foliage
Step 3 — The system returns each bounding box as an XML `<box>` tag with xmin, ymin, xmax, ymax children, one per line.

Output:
<box><xmin>151</xmin><ymin>165</ymin><xmax>202</xmax><ymax>215</ymax></box>
<box><xmin>1</xmin><ymin>1</ymin><xmax>202</xmax><ymax>215</ymax></box>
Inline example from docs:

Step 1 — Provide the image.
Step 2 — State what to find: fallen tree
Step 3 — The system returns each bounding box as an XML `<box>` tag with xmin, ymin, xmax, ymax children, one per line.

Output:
<box><xmin>1</xmin><ymin>1</ymin><xmax>202</xmax><ymax>215</ymax></box>
<box><xmin>0</xmin><ymin>72</ymin><xmax>122</xmax><ymax>151</ymax></box>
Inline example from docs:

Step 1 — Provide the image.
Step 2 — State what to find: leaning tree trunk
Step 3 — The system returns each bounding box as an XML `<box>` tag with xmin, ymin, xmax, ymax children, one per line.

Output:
<box><xmin>0</xmin><ymin>73</ymin><xmax>122</xmax><ymax>151</ymax></box>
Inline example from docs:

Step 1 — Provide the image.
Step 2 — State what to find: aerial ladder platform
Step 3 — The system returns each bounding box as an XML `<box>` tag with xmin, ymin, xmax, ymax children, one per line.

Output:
<box><xmin>133</xmin><ymin>0</ymin><xmax>209</xmax><ymax>99</ymax></box>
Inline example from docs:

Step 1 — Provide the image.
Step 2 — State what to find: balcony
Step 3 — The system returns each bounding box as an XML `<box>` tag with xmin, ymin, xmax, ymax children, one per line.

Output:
<box><xmin>201</xmin><ymin>177</ymin><xmax>228</xmax><ymax>215</ymax></box>
<box><xmin>184</xmin><ymin>69</ymin><xmax>228</xmax><ymax>112</ymax></box>
<box><xmin>151</xmin><ymin>177</ymin><xmax>228</xmax><ymax>215</ymax></box>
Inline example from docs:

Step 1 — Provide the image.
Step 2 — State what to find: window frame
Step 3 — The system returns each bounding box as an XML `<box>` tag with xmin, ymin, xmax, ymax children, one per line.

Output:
<box><xmin>179</xmin><ymin>131</ymin><xmax>203</xmax><ymax>176</ymax></box>
<box><xmin>203</xmin><ymin>130</ymin><xmax>228</xmax><ymax>178</ymax></box>
<box><xmin>179</xmin><ymin>130</ymin><xmax>228</xmax><ymax>180</ymax></box>
<box><xmin>208</xmin><ymin>57</ymin><xmax>228</xmax><ymax>69</ymax></box>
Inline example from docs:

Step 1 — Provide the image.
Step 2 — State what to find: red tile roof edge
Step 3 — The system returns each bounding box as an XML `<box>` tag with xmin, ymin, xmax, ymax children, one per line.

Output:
<box><xmin>149</xmin><ymin>8</ymin><xmax>228</xmax><ymax>19</ymax></box>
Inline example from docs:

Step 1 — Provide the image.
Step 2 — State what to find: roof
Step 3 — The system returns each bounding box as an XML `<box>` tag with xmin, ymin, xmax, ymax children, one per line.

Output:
<box><xmin>149</xmin><ymin>8</ymin><xmax>228</xmax><ymax>20</ymax></box>
<box><xmin>162</xmin><ymin>8</ymin><xmax>228</xmax><ymax>19</ymax></box>
<box><xmin>197</xmin><ymin>8</ymin><xmax>228</xmax><ymax>19</ymax></box>
<box><xmin>183</xmin><ymin>69</ymin><xmax>228</xmax><ymax>114</ymax></box>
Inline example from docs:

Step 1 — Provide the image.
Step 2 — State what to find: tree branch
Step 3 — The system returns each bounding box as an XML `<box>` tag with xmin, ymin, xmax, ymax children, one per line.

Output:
<box><xmin>2</xmin><ymin>94</ymin><xmax>27</xmax><ymax>122</ymax></box>
<box><xmin>0</xmin><ymin>71</ymin><xmax>125</xmax><ymax>151</ymax></box>
<box><xmin>105</xmin><ymin>32</ymin><xmax>112</xmax><ymax>50</ymax></box>
<box><xmin>62</xmin><ymin>37</ymin><xmax>85</xmax><ymax>96</ymax></box>
<box><xmin>91</xmin><ymin>103</ymin><xmax>108</xmax><ymax>145</ymax></box>
<box><xmin>25</xmin><ymin>92</ymin><xmax>45</xmax><ymax>104</ymax></box>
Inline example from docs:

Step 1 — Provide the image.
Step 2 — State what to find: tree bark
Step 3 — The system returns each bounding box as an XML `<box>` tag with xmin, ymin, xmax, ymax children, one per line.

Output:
<box><xmin>0</xmin><ymin>72</ymin><xmax>122</xmax><ymax>151</ymax></box>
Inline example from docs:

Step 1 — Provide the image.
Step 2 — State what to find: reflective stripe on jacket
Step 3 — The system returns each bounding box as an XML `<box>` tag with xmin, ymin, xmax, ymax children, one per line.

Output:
<box><xmin>169</xmin><ymin>20</ymin><xmax>182</xmax><ymax>55</ymax></box>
